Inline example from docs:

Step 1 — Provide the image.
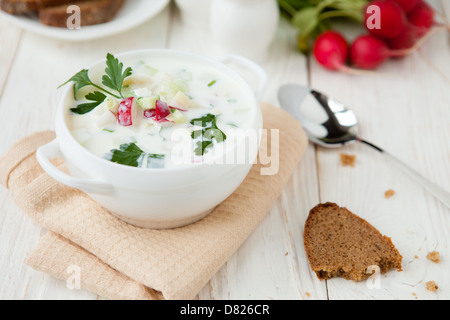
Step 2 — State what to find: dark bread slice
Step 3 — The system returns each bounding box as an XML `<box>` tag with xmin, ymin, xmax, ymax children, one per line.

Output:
<box><xmin>304</xmin><ymin>203</ymin><xmax>403</xmax><ymax>281</ymax></box>
<box><xmin>39</xmin><ymin>0</ymin><xmax>124</xmax><ymax>27</ymax></box>
<box><xmin>1</xmin><ymin>0</ymin><xmax>74</xmax><ymax>14</ymax></box>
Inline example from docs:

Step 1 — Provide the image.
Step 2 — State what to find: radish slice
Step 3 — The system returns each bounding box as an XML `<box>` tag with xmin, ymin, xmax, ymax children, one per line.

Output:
<box><xmin>117</xmin><ymin>97</ymin><xmax>136</xmax><ymax>126</ymax></box>
<box><xmin>155</xmin><ymin>100</ymin><xmax>171</xmax><ymax>121</ymax></box>
<box><xmin>169</xmin><ymin>106</ymin><xmax>188</xmax><ymax>112</ymax></box>
<box><xmin>143</xmin><ymin>106</ymin><xmax>175</xmax><ymax>124</ymax></box>
<box><xmin>143</xmin><ymin>109</ymin><xmax>156</xmax><ymax>119</ymax></box>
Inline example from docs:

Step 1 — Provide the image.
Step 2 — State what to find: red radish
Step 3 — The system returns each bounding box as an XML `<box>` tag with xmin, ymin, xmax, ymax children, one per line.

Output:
<box><xmin>388</xmin><ymin>24</ymin><xmax>422</xmax><ymax>50</ymax></box>
<box><xmin>350</xmin><ymin>35</ymin><xmax>392</xmax><ymax>69</ymax></box>
<box><xmin>350</xmin><ymin>34</ymin><xmax>432</xmax><ymax>69</ymax></box>
<box><xmin>144</xmin><ymin>106</ymin><xmax>184</xmax><ymax>122</ymax></box>
<box><xmin>117</xmin><ymin>97</ymin><xmax>136</xmax><ymax>126</ymax></box>
<box><xmin>143</xmin><ymin>109</ymin><xmax>156</xmax><ymax>119</ymax></box>
<box><xmin>408</xmin><ymin>1</ymin><xmax>435</xmax><ymax>37</ymax></box>
<box><xmin>313</xmin><ymin>31</ymin><xmax>348</xmax><ymax>71</ymax></box>
<box><xmin>169</xmin><ymin>106</ymin><xmax>188</xmax><ymax>112</ymax></box>
<box><xmin>392</xmin><ymin>0</ymin><xmax>422</xmax><ymax>14</ymax></box>
<box><xmin>365</xmin><ymin>0</ymin><xmax>408</xmax><ymax>39</ymax></box>
<box><xmin>155</xmin><ymin>100</ymin><xmax>171</xmax><ymax>122</ymax></box>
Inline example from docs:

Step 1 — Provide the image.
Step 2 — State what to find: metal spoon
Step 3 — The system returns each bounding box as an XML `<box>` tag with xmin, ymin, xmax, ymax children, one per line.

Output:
<box><xmin>278</xmin><ymin>84</ymin><xmax>450</xmax><ymax>209</ymax></box>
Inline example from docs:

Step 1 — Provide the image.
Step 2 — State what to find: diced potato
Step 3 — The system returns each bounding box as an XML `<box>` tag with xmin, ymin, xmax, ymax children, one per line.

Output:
<box><xmin>167</xmin><ymin>110</ymin><xmax>187</xmax><ymax>124</ymax></box>
<box><xmin>130</xmin><ymin>97</ymin><xmax>140</xmax><ymax>127</ymax></box>
<box><xmin>122</xmin><ymin>75</ymin><xmax>152</xmax><ymax>87</ymax></box>
<box><xmin>170</xmin><ymin>91</ymin><xmax>200</xmax><ymax>109</ymax></box>
<box><xmin>103</xmin><ymin>97</ymin><xmax>119</xmax><ymax>114</ymax></box>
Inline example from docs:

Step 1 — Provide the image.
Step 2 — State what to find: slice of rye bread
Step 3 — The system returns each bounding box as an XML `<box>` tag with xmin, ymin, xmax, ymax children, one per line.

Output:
<box><xmin>39</xmin><ymin>0</ymin><xmax>124</xmax><ymax>27</ymax></box>
<box><xmin>1</xmin><ymin>0</ymin><xmax>76</xmax><ymax>14</ymax></box>
<box><xmin>304</xmin><ymin>203</ymin><xmax>403</xmax><ymax>281</ymax></box>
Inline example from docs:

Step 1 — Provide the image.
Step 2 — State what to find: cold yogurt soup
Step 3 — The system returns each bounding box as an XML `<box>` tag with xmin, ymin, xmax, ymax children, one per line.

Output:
<box><xmin>62</xmin><ymin>53</ymin><xmax>256</xmax><ymax>169</ymax></box>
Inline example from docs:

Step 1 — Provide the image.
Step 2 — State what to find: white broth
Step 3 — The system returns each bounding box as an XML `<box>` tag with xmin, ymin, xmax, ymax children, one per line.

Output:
<box><xmin>64</xmin><ymin>54</ymin><xmax>256</xmax><ymax>169</ymax></box>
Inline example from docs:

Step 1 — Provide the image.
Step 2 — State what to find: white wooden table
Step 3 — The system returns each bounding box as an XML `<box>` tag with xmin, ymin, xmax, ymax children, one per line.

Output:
<box><xmin>1</xmin><ymin>1</ymin><xmax>449</xmax><ymax>300</ymax></box>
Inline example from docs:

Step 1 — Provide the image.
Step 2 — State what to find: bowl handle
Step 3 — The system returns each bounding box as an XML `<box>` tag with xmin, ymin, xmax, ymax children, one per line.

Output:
<box><xmin>220</xmin><ymin>54</ymin><xmax>268</xmax><ymax>102</ymax></box>
<box><xmin>36</xmin><ymin>139</ymin><xmax>113</xmax><ymax>194</ymax></box>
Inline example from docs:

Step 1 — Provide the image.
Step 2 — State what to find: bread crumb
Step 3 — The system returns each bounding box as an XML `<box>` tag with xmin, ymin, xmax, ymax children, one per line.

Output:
<box><xmin>384</xmin><ymin>189</ymin><xmax>395</xmax><ymax>199</ymax></box>
<box><xmin>427</xmin><ymin>251</ymin><xmax>440</xmax><ymax>263</ymax></box>
<box><xmin>340</xmin><ymin>153</ymin><xmax>356</xmax><ymax>167</ymax></box>
<box><xmin>426</xmin><ymin>281</ymin><xmax>439</xmax><ymax>292</ymax></box>
<box><xmin>305</xmin><ymin>292</ymin><xmax>311</xmax><ymax>298</ymax></box>
<box><xmin>415</xmin><ymin>255</ymin><xmax>419</xmax><ymax>259</ymax></box>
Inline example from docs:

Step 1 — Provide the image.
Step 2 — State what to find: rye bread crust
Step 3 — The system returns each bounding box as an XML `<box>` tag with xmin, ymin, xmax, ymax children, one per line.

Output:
<box><xmin>1</xmin><ymin>0</ymin><xmax>74</xmax><ymax>14</ymax></box>
<box><xmin>38</xmin><ymin>0</ymin><xmax>124</xmax><ymax>27</ymax></box>
<box><xmin>304</xmin><ymin>202</ymin><xmax>403</xmax><ymax>281</ymax></box>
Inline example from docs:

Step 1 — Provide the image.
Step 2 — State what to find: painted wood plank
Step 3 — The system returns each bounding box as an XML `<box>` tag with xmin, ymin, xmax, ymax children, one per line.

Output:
<box><xmin>309</xmin><ymin>0</ymin><xmax>450</xmax><ymax>300</ymax></box>
<box><xmin>166</xmin><ymin>6</ymin><xmax>326</xmax><ymax>299</ymax></box>
<box><xmin>0</xmin><ymin>7</ymin><xmax>171</xmax><ymax>300</ymax></box>
<box><xmin>2</xmin><ymin>0</ymin><xmax>447</xmax><ymax>301</ymax></box>
<box><xmin>0</xmin><ymin>16</ymin><xmax>22</xmax><ymax>97</ymax></box>
<box><xmin>439</xmin><ymin>0</ymin><xmax>450</xmax><ymax>23</ymax></box>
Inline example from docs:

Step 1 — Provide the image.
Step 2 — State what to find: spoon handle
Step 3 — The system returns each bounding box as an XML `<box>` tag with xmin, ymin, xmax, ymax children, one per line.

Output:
<box><xmin>359</xmin><ymin>139</ymin><xmax>450</xmax><ymax>209</ymax></box>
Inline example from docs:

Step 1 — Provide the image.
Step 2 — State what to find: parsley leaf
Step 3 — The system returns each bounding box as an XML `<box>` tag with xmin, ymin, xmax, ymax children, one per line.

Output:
<box><xmin>190</xmin><ymin>114</ymin><xmax>227</xmax><ymax>141</ymax></box>
<box><xmin>70</xmin><ymin>91</ymin><xmax>107</xmax><ymax>115</ymax></box>
<box><xmin>190</xmin><ymin>113</ymin><xmax>217</xmax><ymax>127</ymax></box>
<box><xmin>58</xmin><ymin>69</ymin><xmax>92</xmax><ymax>98</ymax></box>
<box><xmin>102</xmin><ymin>53</ymin><xmax>133</xmax><ymax>99</ymax></box>
<box><xmin>59</xmin><ymin>69</ymin><xmax>121</xmax><ymax>100</ymax></box>
<box><xmin>195</xmin><ymin>141</ymin><xmax>214</xmax><ymax>156</ymax></box>
<box><xmin>110</xmin><ymin>143</ymin><xmax>146</xmax><ymax>167</ymax></box>
<box><xmin>190</xmin><ymin>114</ymin><xmax>227</xmax><ymax>156</ymax></box>
<box><xmin>59</xmin><ymin>53</ymin><xmax>132</xmax><ymax>100</ymax></box>
<box><xmin>147</xmin><ymin>154</ymin><xmax>165</xmax><ymax>160</ymax></box>
<box><xmin>109</xmin><ymin>143</ymin><xmax>165</xmax><ymax>168</ymax></box>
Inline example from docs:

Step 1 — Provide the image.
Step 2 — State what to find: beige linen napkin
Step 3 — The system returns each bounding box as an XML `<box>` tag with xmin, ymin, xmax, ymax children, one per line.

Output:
<box><xmin>0</xmin><ymin>103</ymin><xmax>308</xmax><ymax>300</ymax></box>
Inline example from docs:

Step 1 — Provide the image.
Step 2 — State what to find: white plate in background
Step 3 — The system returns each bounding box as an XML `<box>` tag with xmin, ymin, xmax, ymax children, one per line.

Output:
<box><xmin>0</xmin><ymin>0</ymin><xmax>170</xmax><ymax>41</ymax></box>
